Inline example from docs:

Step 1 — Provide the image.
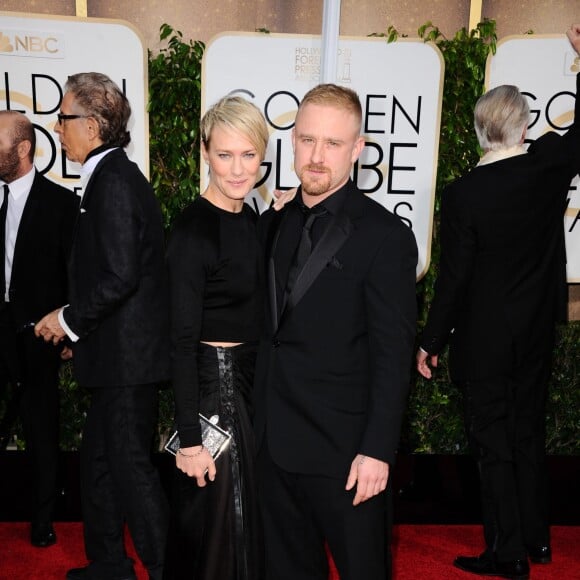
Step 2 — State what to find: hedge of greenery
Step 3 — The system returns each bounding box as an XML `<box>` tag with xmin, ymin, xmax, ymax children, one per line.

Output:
<box><xmin>1</xmin><ymin>21</ymin><xmax>577</xmax><ymax>454</ymax></box>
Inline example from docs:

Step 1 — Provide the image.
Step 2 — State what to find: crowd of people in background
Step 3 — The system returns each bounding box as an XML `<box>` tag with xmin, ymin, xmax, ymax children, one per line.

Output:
<box><xmin>1</xmin><ymin>21</ymin><xmax>579</xmax><ymax>580</ymax></box>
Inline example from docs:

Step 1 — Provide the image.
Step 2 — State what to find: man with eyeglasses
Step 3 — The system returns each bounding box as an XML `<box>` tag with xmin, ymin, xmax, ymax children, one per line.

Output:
<box><xmin>0</xmin><ymin>110</ymin><xmax>77</xmax><ymax>548</ymax></box>
<box><xmin>35</xmin><ymin>72</ymin><xmax>169</xmax><ymax>580</ymax></box>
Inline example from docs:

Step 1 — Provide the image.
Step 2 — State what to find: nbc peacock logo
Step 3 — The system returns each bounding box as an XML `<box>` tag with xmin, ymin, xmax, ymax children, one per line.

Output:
<box><xmin>0</xmin><ymin>29</ymin><xmax>64</xmax><ymax>58</ymax></box>
<box><xmin>0</xmin><ymin>32</ymin><xmax>14</xmax><ymax>53</ymax></box>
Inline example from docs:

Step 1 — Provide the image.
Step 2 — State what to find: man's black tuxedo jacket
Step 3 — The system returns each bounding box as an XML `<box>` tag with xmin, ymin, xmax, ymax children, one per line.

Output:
<box><xmin>422</xmin><ymin>73</ymin><xmax>580</xmax><ymax>381</ymax></box>
<box><xmin>8</xmin><ymin>171</ymin><xmax>78</xmax><ymax>328</ymax></box>
<box><xmin>63</xmin><ymin>149</ymin><xmax>169</xmax><ymax>388</ymax></box>
<box><xmin>254</xmin><ymin>181</ymin><xmax>418</xmax><ymax>479</ymax></box>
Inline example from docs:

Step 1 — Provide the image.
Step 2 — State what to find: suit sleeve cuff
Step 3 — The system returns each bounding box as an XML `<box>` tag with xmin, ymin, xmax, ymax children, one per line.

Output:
<box><xmin>177</xmin><ymin>425</ymin><xmax>202</xmax><ymax>448</ymax></box>
<box><xmin>59</xmin><ymin>306</ymin><xmax>80</xmax><ymax>342</ymax></box>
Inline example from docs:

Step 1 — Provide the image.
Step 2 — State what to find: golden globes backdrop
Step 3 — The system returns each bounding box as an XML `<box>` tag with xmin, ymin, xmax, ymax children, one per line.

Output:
<box><xmin>202</xmin><ymin>33</ymin><xmax>444</xmax><ymax>279</ymax></box>
<box><xmin>487</xmin><ymin>35</ymin><xmax>580</xmax><ymax>282</ymax></box>
<box><xmin>0</xmin><ymin>12</ymin><xmax>148</xmax><ymax>194</ymax></box>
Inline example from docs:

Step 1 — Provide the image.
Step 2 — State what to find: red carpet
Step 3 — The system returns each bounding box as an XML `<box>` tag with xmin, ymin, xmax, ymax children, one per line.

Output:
<box><xmin>0</xmin><ymin>523</ymin><xmax>578</xmax><ymax>579</ymax></box>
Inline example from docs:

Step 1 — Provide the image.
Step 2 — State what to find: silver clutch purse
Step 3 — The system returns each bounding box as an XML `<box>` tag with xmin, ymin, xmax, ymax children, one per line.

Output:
<box><xmin>164</xmin><ymin>414</ymin><xmax>232</xmax><ymax>460</ymax></box>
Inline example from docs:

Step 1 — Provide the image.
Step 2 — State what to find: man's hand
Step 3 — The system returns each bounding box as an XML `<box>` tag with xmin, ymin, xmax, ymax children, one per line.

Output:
<box><xmin>416</xmin><ymin>348</ymin><xmax>438</xmax><ymax>379</ymax></box>
<box><xmin>345</xmin><ymin>454</ymin><xmax>389</xmax><ymax>506</ymax></box>
<box><xmin>566</xmin><ymin>24</ymin><xmax>580</xmax><ymax>54</ymax></box>
<box><xmin>35</xmin><ymin>309</ymin><xmax>66</xmax><ymax>345</ymax></box>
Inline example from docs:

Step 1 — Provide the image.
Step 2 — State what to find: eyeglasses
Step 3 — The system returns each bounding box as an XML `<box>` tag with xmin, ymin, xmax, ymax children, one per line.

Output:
<box><xmin>56</xmin><ymin>113</ymin><xmax>90</xmax><ymax>125</ymax></box>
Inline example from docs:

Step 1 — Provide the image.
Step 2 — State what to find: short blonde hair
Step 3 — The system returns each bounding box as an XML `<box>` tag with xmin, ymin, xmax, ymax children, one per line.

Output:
<box><xmin>297</xmin><ymin>84</ymin><xmax>362</xmax><ymax>133</ymax></box>
<box><xmin>474</xmin><ymin>85</ymin><xmax>529</xmax><ymax>151</ymax></box>
<box><xmin>200</xmin><ymin>96</ymin><xmax>269</xmax><ymax>160</ymax></box>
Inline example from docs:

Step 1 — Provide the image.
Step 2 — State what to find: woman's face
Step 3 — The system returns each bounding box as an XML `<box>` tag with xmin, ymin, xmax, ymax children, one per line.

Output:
<box><xmin>202</xmin><ymin>125</ymin><xmax>262</xmax><ymax>212</ymax></box>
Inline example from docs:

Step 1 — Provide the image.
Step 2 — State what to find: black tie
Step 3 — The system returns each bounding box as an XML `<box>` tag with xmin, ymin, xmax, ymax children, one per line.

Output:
<box><xmin>285</xmin><ymin>206</ymin><xmax>327</xmax><ymax>297</ymax></box>
<box><xmin>0</xmin><ymin>184</ymin><xmax>9</xmax><ymax>301</ymax></box>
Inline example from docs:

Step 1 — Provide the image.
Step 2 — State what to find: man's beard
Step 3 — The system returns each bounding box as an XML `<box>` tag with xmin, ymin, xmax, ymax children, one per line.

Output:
<box><xmin>298</xmin><ymin>164</ymin><xmax>332</xmax><ymax>196</ymax></box>
<box><xmin>0</xmin><ymin>148</ymin><xmax>21</xmax><ymax>183</ymax></box>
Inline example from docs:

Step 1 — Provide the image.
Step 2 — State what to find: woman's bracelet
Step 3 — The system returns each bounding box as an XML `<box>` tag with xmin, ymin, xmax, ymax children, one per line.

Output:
<box><xmin>178</xmin><ymin>445</ymin><xmax>205</xmax><ymax>458</ymax></box>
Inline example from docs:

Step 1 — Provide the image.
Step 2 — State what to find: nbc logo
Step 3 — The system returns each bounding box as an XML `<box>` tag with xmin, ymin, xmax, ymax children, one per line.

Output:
<box><xmin>0</xmin><ymin>29</ymin><xmax>64</xmax><ymax>59</ymax></box>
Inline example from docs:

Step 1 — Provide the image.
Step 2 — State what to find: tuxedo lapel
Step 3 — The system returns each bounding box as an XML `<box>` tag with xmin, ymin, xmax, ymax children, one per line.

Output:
<box><xmin>71</xmin><ymin>149</ymin><xmax>120</xmax><ymax>247</ymax></box>
<box><xmin>283</xmin><ymin>210</ymin><xmax>352</xmax><ymax>315</ymax></box>
<box><xmin>79</xmin><ymin>151</ymin><xmax>109</xmax><ymax>211</ymax></box>
<box><xmin>78</xmin><ymin>149</ymin><xmax>124</xmax><ymax>211</ymax></box>
<box><xmin>268</xmin><ymin>230</ymin><xmax>281</xmax><ymax>331</ymax></box>
<box><xmin>266</xmin><ymin>209</ymin><xmax>288</xmax><ymax>332</ymax></box>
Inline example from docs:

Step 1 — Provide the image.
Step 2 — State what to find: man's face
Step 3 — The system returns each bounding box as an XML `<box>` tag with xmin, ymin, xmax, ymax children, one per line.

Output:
<box><xmin>292</xmin><ymin>102</ymin><xmax>364</xmax><ymax>206</ymax></box>
<box><xmin>0</xmin><ymin>117</ymin><xmax>20</xmax><ymax>183</ymax></box>
<box><xmin>54</xmin><ymin>92</ymin><xmax>92</xmax><ymax>164</ymax></box>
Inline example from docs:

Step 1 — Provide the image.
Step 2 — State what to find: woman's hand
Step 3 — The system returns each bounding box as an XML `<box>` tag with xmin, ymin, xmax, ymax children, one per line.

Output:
<box><xmin>176</xmin><ymin>445</ymin><xmax>216</xmax><ymax>487</ymax></box>
<box><xmin>567</xmin><ymin>24</ymin><xmax>580</xmax><ymax>55</ymax></box>
<box><xmin>272</xmin><ymin>187</ymin><xmax>297</xmax><ymax>211</ymax></box>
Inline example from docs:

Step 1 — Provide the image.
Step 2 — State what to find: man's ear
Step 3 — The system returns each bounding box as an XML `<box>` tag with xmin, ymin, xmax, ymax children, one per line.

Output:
<box><xmin>351</xmin><ymin>135</ymin><xmax>365</xmax><ymax>163</ymax></box>
<box><xmin>85</xmin><ymin>117</ymin><xmax>101</xmax><ymax>143</ymax></box>
<box><xmin>17</xmin><ymin>139</ymin><xmax>32</xmax><ymax>161</ymax></box>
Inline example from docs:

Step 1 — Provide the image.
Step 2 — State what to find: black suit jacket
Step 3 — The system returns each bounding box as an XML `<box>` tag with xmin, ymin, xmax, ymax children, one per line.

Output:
<box><xmin>254</xmin><ymin>181</ymin><xmax>418</xmax><ymax>479</ymax></box>
<box><xmin>63</xmin><ymin>149</ymin><xmax>169</xmax><ymax>388</ymax></box>
<box><xmin>8</xmin><ymin>171</ymin><xmax>78</xmax><ymax>328</ymax></box>
<box><xmin>421</xmin><ymin>73</ymin><xmax>580</xmax><ymax>381</ymax></box>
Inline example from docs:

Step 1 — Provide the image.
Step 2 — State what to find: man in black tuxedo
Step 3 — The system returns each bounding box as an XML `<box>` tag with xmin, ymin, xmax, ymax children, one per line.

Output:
<box><xmin>255</xmin><ymin>84</ymin><xmax>418</xmax><ymax>580</ymax></box>
<box><xmin>417</xmin><ymin>26</ymin><xmax>580</xmax><ymax>580</ymax></box>
<box><xmin>0</xmin><ymin>110</ymin><xmax>77</xmax><ymax>547</ymax></box>
<box><xmin>35</xmin><ymin>73</ymin><xmax>169</xmax><ymax>580</ymax></box>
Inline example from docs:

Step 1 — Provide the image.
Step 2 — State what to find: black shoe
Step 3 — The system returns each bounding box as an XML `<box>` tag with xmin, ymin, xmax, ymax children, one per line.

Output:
<box><xmin>66</xmin><ymin>566</ymin><xmax>137</xmax><ymax>580</ymax></box>
<box><xmin>30</xmin><ymin>522</ymin><xmax>56</xmax><ymax>547</ymax></box>
<box><xmin>454</xmin><ymin>553</ymin><xmax>530</xmax><ymax>579</ymax></box>
<box><xmin>527</xmin><ymin>544</ymin><xmax>551</xmax><ymax>564</ymax></box>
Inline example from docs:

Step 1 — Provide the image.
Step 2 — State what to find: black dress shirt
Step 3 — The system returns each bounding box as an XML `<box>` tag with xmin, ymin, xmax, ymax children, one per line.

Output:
<box><xmin>275</xmin><ymin>183</ymin><xmax>350</xmax><ymax>309</ymax></box>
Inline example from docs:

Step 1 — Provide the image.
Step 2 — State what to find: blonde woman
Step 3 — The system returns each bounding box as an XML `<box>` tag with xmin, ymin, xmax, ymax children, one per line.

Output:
<box><xmin>164</xmin><ymin>96</ymin><xmax>269</xmax><ymax>580</ymax></box>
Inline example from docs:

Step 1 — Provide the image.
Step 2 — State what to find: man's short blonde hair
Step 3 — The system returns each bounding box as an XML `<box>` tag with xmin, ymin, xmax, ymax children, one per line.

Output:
<box><xmin>297</xmin><ymin>84</ymin><xmax>362</xmax><ymax>133</ymax></box>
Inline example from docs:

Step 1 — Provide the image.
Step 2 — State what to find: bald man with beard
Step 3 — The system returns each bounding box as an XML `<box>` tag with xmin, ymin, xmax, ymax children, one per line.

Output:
<box><xmin>0</xmin><ymin>110</ymin><xmax>78</xmax><ymax>547</ymax></box>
